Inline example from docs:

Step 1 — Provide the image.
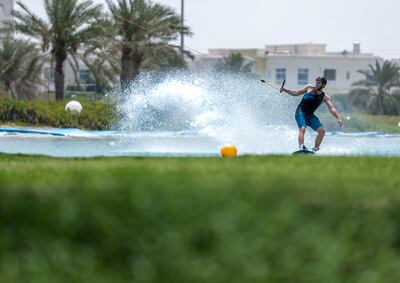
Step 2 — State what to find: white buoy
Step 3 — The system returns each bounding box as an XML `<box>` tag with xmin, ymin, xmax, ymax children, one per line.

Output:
<box><xmin>398</xmin><ymin>121</ymin><xmax>400</xmax><ymax>127</ymax></box>
<box><xmin>65</xmin><ymin>100</ymin><xmax>83</xmax><ymax>113</ymax></box>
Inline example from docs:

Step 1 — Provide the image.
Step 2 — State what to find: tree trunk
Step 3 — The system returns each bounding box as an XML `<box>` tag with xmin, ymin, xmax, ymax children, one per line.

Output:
<box><xmin>54</xmin><ymin>53</ymin><xmax>67</xmax><ymax>100</ymax></box>
<box><xmin>4</xmin><ymin>81</ymin><xmax>15</xmax><ymax>99</ymax></box>
<box><xmin>131</xmin><ymin>47</ymin><xmax>142</xmax><ymax>81</ymax></box>
<box><xmin>377</xmin><ymin>89</ymin><xmax>385</xmax><ymax>115</ymax></box>
<box><xmin>120</xmin><ymin>46</ymin><xmax>143</xmax><ymax>91</ymax></box>
<box><xmin>120</xmin><ymin>46</ymin><xmax>133</xmax><ymax>91</ymax></box>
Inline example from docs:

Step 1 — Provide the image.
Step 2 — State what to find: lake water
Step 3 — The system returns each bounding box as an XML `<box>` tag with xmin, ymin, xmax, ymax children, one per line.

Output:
<box><xmin>0</xmin><ymin>128</ymin><xmax>399</xmax><ymax>157</ymax></box>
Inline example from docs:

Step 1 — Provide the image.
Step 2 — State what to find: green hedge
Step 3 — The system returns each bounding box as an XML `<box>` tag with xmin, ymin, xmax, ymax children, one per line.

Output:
<box><xmin>0</xmin><ymin>99</ymin><xmax>115</xmax><ymax>130</ymax></box>
<box><xmin>1</xmin><ymin>155</ymin><xmax>400</xmax><ymax>282</ymax></box>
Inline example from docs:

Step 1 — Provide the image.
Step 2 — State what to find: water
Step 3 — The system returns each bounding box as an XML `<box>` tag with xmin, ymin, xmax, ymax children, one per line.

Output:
<box><xmin>0</xmin><ymin>70</ymin><xmax>399</xmax><ymax>157</ymax></box>
<box><xmin>0</xmin><ymin>129</ymin><xmax>399</xmax><ymax>157</ymax></box>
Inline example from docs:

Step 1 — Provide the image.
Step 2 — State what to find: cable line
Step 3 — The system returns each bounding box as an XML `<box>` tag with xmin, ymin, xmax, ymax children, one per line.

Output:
<box><xmin>113</xmin><ymin>14</ymin><xmax>279</xmax><ymax>89</ymax></box>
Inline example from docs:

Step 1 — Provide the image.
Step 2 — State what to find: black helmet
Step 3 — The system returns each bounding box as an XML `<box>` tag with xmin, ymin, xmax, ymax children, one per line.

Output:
<box><xmin>316</xmin><ymin>77</ymin><xmax>327</xmax><ymax>85</ymax></box>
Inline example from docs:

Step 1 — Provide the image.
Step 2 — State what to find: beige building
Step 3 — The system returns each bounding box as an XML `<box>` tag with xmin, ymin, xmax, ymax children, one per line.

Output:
<box><xmin>192</xmin><ymin>42</ymin><xmax>383</xmax><ymax>94</ymax></box>
<box><xmin>391</xmin><ymin>58</ymin><xmax>400</xmax><ymax>67</ymax></box>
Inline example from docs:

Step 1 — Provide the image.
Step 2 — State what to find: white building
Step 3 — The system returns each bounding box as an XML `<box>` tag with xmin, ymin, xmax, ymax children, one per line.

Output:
<box><xmin>0</xmin><ymin>0</ymin><xmax>13</xmax><ymax>26</ymax></box>
<box><xmin>194</xmin><ymin>42</ymin><xmax>383</xmax><ymax>94</ymax></box>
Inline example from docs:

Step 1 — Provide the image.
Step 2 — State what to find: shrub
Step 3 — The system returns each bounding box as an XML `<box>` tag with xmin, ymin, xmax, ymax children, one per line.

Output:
<box><xmin>0</xmin><ymin>99</ymin><xmax>115</xmax><ymax>130</ymax></box>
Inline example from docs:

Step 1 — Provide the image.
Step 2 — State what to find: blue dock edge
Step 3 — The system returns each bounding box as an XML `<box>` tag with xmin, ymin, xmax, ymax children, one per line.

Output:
<box><xmin>0</xmin><ymin>128</ymin><xmax>65</xmax><ymax>137</ymax></box>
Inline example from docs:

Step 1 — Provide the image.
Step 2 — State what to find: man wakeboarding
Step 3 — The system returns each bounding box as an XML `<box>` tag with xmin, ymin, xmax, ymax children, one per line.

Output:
<box><xmin>280</xmin><ymin>77</ymin><xmax>343</xmax><ymax>152</ymax></box>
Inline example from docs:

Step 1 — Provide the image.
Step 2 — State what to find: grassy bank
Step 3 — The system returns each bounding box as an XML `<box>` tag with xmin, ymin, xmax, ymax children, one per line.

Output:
<box><xmin>318</xmin><ymin>111</ymin><xmax>400</xmax><ymax>133</ymax></box>
<box><xmin>1</xmin><ymin>154</ymin><xmax>400</xmax><ymax>282</ymax></box>
<box><xmin>0</xmin><ymin>99</ymin><xmax>115</xmax><ymax>130</ymax></box>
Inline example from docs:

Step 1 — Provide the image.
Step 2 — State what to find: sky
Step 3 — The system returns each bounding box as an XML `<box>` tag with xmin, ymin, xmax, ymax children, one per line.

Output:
<box><xmin>22</xmin><ymin>0</ymin><xmax>400</xmax><ymax>59</ymax></box>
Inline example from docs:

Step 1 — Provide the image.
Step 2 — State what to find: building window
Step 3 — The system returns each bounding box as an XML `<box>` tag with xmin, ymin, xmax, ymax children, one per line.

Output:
<box><xmin>298</xmin><ymin>68</ymin><xmax>309</xmax><ymax>85</ymax></box>
<box><xmin>275</xmin><ymin>68</ymin><xmax>286</xmax><ymax>83</ymax></box>
<box><xmin>346</xmin><ymin>71</ymin><xmax>351</xmax><ymax>80</ymax></box>
<box><xmin>79</xmin><ymin>69</ymin><xmax>90</xmax><ymax>84</ymax></box>
<box><xmin>44</xmin><ymin>67</ymin><xmax>53</xmax><ymax>82</ymax></box>
<box><xmin>324</xmin><ymin>69</ymin><xmax>336</xmax><ymax>81</ymax></box>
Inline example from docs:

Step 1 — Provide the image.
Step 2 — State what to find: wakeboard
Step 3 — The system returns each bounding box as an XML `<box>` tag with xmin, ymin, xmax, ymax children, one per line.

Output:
<box><xmin>292</xmin><ymin>149</ymin><xmax>315</xmax><ymax>155</ymax></box>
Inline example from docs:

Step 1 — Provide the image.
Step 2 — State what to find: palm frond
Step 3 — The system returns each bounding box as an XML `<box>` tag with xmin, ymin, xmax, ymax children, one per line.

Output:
<box><xmin>352</xmin><ymin>60</ymin><xmax>400</xmax><ymax>114</ymax></box>
<box><xmin>216</xmin><ymin>53</ymin><xmax>253</xmax><ymax>73</ymax></box>
<box><xmin>0</xmin><ymin>37</ymin><xmax>46</xmax><ymax>99</ymax></box>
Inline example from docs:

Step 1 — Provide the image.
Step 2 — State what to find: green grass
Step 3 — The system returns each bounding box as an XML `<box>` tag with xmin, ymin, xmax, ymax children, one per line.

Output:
<box><xmin>319</xmin><ymin>112</ymin><xmax>400</xmax><ymax>133</ymax></box>
<box><xmin>1</xmin><ymin>154</ymin><xmax>400</xmax><ymax>282</ymax></box>
<box><xmin>356</xmin><ymin>114</ymin><xmax>400</xmax><ymax>132</ymax></box>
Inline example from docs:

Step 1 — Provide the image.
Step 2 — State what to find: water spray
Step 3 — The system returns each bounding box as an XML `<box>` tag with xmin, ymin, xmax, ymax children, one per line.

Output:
<box><xmin>114</xmin><ymin>70</ymin><xmax>298</xmax><ymax>155</ymax></box>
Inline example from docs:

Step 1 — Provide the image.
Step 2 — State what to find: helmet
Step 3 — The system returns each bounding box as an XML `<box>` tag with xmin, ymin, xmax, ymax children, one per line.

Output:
<box><xmin>316</xmin><ymin>77</ymin><xmax>327</xmax><ymax>85</ymax></box>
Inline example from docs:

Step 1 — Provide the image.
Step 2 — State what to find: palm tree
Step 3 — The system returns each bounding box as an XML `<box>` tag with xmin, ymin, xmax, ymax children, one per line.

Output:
<box><xmin>106</xmin><ymin>0</ymin><xmax>191</xmax><ymax>89</ymax></box>
<box><xmin>7</xmin><ymin>0</ymin><xmax>102</xmax><ymax>100</ymax></box>
<box><xmin>351</xmin><ymin>60</ymin><xmax>400</xmax><ymax>115</ymax></box>
<box><xmin>80</xmin><ymin>47</ymin><xmax>121</xmax><ymax>93</ymax></box>
<box><xmin>215</xmin><ymin>53</ymin><xmax>254</xmax><ymax>73</ymax></box>
<box><xmin>81</xmin><ymin>28</ymin><xmax>190</xmax><ymax>92</ymax></box>
<box><xmin>0</xmin><ymin>37</ymin><xmax>46</xmax><ymax>100</ymax></box>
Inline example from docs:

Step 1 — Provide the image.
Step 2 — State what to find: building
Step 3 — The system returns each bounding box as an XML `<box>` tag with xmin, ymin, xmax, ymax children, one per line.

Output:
<box><xmin>0</xmin><ymin>0</ymin><xmax>13</xmax><ymax>26</ymax></box>
<box><xmin>42</xmin><ymin>59</ymin><xmax>94</xmax><ymax>96</ymax></box>
<box><xmin>391</xmin><ymin>58</ymin><xmax>400</xmax><ymax>67</ymax></box>
<box><xmin>193</xmin><ymin>42</ymin><xmax>383</xmax><ymax>94</ymax></box>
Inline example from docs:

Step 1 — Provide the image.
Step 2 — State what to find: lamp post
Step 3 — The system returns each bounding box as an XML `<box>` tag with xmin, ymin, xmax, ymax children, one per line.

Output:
<box><xmin>180</xmin><ymin>0</ymin><xmax>184</xmax><ymax>59</ymax></box>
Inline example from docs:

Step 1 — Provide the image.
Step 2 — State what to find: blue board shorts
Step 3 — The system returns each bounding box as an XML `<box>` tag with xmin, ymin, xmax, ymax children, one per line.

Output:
<box><xmin>295</xmin><ymin>107</ymin><xmax>323</xmax><ymax>131</ymax></box>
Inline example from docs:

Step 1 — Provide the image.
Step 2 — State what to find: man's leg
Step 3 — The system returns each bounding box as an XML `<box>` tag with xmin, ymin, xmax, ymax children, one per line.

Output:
<box><xmin>314</xmin><ymin>127</ymin><xmax>325</xmax><ymax>150</ymax></box>
<box><xmin>298</xmin><ymin>127</ymin><xmax>306</xmax><ymax>147</ymax></box>
<box><xmin>309</xmin><ymin>114</ymin><xmax>324</xmax><ymax>151</ymax></box>
<box><xmin>295</xmin><ymin>108</ymin><xmax>307</xmax><ymax>149</ymax></box>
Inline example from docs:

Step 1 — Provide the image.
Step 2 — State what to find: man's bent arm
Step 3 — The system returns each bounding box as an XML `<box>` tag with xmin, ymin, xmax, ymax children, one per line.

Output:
<box><xmin>324</xmin><ymin>95</ymin><xmax>343</xmax><ymax>127</ymax></box>
<box><xmin>281</xmin><ymin>84</ymin><xmax>313</xmax><ymax>96</ymax></box>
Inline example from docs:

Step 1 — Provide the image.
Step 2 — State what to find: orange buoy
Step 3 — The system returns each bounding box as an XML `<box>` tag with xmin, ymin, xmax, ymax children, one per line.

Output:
<box><xmin>220</xmin><ymin>144</ymin><xmax>238</xmax><ymax>157</ymax></box>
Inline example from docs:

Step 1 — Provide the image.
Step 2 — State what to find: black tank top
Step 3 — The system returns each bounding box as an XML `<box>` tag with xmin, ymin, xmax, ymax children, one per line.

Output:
<box><xmin>298</xmin><ymin>89</ymin><xmax>325</xmax><ymax>113</ymax></box>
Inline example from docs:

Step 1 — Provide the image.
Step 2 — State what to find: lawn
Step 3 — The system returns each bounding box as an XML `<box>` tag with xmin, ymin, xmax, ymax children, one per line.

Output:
<box><xmin>320</xmin><ymin>111</ymin><xmax>400</xmax><ymax>133</ymax></box>
<box><xmin>1</xmin><ymin>154</ymin><xmax>400</xmax><ymax>283</ymax></box>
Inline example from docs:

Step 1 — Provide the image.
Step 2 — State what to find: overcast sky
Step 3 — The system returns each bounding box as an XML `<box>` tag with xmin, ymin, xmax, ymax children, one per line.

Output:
<box><xmin>22</xmin><ymin>0</ymin><xmax>400</xmax><ymax>59</ymax></box>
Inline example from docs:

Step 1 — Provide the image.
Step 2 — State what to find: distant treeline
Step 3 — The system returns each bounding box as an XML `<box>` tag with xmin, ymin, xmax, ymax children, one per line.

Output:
<box><xmin>0</xmin><ymin>0</ymin><xmax>191</xmax><ymax>100</ymax></box>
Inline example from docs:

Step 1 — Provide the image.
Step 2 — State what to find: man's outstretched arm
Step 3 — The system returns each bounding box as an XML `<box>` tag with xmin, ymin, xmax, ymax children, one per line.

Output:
<box><xmin>280</xmin><ymin>84</ymin><xmax>313</xmax><ymax>96</ymax></box>
<box><xmin>324</xmin><ymin>95</ymin><xmax>343</xmax><ymax>127</ymax></box>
